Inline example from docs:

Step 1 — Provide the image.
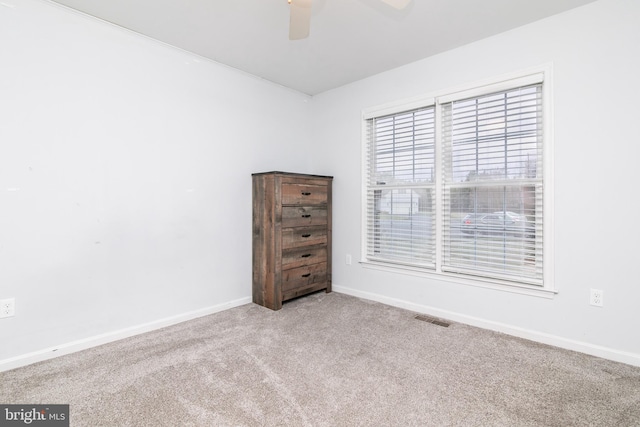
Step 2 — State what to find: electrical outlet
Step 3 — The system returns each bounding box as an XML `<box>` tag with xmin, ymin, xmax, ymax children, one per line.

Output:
<box><xmin>590</xmin><ymin>289</ymin><xmax>603</xmax><ymax>307</ymax></box>
<box><xmin>346</xmin><ymin>254</ymin><xmax>352</xmax><ymax>265</ymax></box>
<box><xmin>0</xmin><ymin>298</ymin><xmax>15</xmax><ymax>318</ymax></box>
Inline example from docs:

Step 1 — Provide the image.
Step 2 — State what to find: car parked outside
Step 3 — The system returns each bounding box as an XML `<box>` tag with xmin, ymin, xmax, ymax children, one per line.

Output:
<box><xmin>460</xmin><ymin>211</ymin><xmax>533</xmax><ymax>238</ymax></box>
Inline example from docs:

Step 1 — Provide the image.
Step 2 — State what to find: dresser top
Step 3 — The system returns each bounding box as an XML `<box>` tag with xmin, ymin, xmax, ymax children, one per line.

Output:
<box><xmin>252</xmin><ymin>171</ymin><xmax>333</xmax><ymax>179</ymax></box>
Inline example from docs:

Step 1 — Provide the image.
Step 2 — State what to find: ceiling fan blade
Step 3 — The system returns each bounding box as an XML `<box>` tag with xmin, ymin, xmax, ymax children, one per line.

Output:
<box><xmin>380</xmin><ymin>0</ymin><xmax>411</xmax><ymax>10</ymax></box>
<box><xmin>289</xmin><ymin>0</ymin><xmax>312</xmax><ymax>40</ymax></box>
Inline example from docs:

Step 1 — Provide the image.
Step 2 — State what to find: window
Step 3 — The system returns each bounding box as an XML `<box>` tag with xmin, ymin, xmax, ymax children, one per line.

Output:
<box><xmin>363</xmin><ymin>71</ymin><xmax>552</xmax><ymax>292</ymax></box>
<box><xmin>364</xmin><ymin>106</ymin><xmax>436</xmax><ymax>268</ymax></box>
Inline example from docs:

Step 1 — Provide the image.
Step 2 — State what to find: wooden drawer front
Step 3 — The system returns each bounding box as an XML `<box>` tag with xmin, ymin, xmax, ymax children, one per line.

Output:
<box><xmin>282</xmin><ymin>263</ymin><xmax>327</xmax><ymax>292</ymax></box>
<box><xmin>282</xmin><ymin>184</ymin><xmax>327</xmax><ymax>206</ymax></box>
<box><xmin>282</xmin><ymin>206</ymin><xmax>327</xmax><ymax>227</ymax></box>
<box><xmin>282</xmin><ymin>226</ymin><xmax>327</xmax><ymax>249</ymax></box>
<box><xmin>282</xmin><ymin>246</ymin><xmax>327</xmax><ymax>270</ymax></box>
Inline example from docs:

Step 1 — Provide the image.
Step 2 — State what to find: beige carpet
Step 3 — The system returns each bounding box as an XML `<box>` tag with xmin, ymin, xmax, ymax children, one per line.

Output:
<box><xmin>2</xmin><ymin>292</ymin><xmax>639</xmax><ymax>426</ymax></box>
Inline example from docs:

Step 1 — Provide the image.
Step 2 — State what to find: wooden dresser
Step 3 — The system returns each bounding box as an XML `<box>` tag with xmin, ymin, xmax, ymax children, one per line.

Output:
<box><xmin>252</xmin><ymin>172</ymin><xmax>333</xmax><ymax>310</ymax></box>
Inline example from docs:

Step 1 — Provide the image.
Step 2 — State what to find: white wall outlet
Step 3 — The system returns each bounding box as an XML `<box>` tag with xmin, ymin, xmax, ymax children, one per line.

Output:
<box><xmin>590</xmin><ymin>289</ymin><xmax>603</xmax><ymax>307</ymax></box>
<box><xmin>0</xmin><ymin>298</ymin><xmax>15</xmax><ymax>318</ymax></box>
<box><xmin>346</xmin><ymin>254</ymin><xmax>352</xmax><ymax>265</ymax></box>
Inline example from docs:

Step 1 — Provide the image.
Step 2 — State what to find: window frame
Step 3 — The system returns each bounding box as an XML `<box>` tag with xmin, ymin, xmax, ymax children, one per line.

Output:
<box><xmin>361</xmin><ymin>66</ymin><xmax>555</xmax><ymax>297</ymax></box>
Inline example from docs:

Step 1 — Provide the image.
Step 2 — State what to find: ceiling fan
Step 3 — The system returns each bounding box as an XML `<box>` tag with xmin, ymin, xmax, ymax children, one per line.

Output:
<box><xmin>288</xmin><ymin>0</ymin><xmax>412</xmax><ymax>40</ymax></box>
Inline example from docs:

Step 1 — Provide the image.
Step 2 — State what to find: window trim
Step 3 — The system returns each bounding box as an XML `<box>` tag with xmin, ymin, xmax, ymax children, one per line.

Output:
<box><xmin>361</xmin><ymin>65</ymin><xmax>555</xmax><ymax>297</ymax></box>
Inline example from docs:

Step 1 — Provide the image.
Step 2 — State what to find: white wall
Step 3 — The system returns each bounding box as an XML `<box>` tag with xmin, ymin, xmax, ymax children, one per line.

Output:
<box><xmin>0</xmin><ymin>0</ymin><xmax>311</xmax><ymax>365</ymax></box>
<box><xmin>310</xmin><ymin>0</ymin><xmax>640</xmax><ymax>366</ymax></box>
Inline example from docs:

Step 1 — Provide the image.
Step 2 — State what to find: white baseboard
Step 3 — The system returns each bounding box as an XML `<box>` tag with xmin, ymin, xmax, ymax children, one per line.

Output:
<box><xmin>5</xmin><ymin>290</ymin><xmax>638</xmax><ymax>370</ymax></box>
<box><xmin>333</xmin><ymin>285</ymin><xmax>640</xmax><ymax>368</ymax></box>
<box><xmin>0</xmin><ymin>296</ymin><xmax>252</xmax><ymax>372</ymax></box>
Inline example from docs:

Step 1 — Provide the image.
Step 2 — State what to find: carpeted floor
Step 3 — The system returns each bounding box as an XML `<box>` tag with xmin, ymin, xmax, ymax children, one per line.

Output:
<box><xmin>2</xmin><ymin>292</ymin><xmax>639</xmax><ymax>426</ymax></box>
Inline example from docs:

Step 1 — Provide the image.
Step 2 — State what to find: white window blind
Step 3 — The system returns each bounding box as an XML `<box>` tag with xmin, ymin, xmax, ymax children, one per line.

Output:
<box><xmin>365</xmin><ymin>106</ymin><xmax>436</xmax><ymax>268</ymax></box>
<box><xmin>441</xmin><ymin>84</ymin><xmax>544</xmax><ymax>285</ymax></box>
<box><xmin>363</xmin><ymin>72</ymin><xmax>548</xmax><ymax>290</ymax></box>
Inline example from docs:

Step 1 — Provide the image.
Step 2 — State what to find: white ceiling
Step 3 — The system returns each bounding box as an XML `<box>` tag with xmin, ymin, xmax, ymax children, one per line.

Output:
<box><xmin>47</xmin><ymin>0</ymin><xmax>597</xmax><ymax>95</ymax></box>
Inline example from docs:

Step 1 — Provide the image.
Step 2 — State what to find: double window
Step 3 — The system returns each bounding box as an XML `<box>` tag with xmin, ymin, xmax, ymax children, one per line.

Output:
<box><xmin>363</xmin><ymin>71</ymin><xmax>552</xmax><ymax>292</ymax></box>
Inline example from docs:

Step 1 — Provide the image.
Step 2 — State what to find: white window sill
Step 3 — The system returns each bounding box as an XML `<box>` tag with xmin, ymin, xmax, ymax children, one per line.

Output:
<box><xmin>360</xmin><ymin>260</ymin><xmax>557</xmax><ymax>299</ymax></box>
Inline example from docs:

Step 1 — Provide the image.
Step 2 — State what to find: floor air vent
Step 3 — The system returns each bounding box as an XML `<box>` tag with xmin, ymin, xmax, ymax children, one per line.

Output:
<box><xmin>415</xmin><ymin>314</ymin><xmax>450</xmax><ymax>327</ymax></box>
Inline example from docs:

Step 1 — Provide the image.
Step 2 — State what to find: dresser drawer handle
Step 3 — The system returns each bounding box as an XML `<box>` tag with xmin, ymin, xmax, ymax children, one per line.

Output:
<box><xmin>301</xmin><ymin>192</ymin><xmax>311</xmax><ymax>196</ymax></box>
<box><xmin>301</xmin><ymin>234</ymin><xmax>311</xmax><ymax>238</ymax></box>
<box><xmin>301</xmin><ymin>214</ymin><xmax>311</xmax><ymax>218</ymax></box>
<box><xmin>301</xmin><ymin>254</ymin><xmax>312</xmax><ymax>258</ymax></box>
<box><xmin>301</xmin><ymin>273</ymin><xmax>311</xmax><ymax>278</ymax></box>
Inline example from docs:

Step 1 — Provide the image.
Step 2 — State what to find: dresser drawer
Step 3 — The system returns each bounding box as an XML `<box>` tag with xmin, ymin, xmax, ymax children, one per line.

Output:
<box><xmin>282</xmin><ymin>226</ymin><xmax>328</xmax><ymax>249</ymax></box>
<box><xmin>282</xmin><ymin>246</ymin><xmax>327</xmax><ymax>270</ymax></box>
<box><xmin>282</xmin><ymin>263</ymin><xmax>327</xmax><ymax>292</ymax></box>
<box><xmin>282</xmin><ymin>206</ymin><xmax>327</xmax><ymax>227</ymax></box>
<box><xmin>282</xmin><ymin>184</ymin><xmax>328</xmax><ymax>206</ymax></box>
